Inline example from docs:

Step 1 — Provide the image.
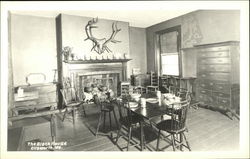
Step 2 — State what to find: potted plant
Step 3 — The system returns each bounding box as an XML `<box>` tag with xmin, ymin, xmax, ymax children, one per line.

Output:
<box><xmin>62</xmin><ymin>46</ymin><xmax>72</xmax><ymax>61</ymax></box>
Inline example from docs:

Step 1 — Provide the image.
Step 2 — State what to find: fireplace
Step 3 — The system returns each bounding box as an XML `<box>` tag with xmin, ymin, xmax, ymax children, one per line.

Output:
<box><xmin>57</xmin><ymin>59</ymin><xmax>131</xmax><ymax>106</ymax></box>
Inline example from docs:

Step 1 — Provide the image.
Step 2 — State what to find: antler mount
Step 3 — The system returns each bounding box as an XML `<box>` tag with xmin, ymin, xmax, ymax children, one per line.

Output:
<box><xmin>85</xmin><ymin>17</ymin><xmax>121</xmax><ymax>54</ymax></box>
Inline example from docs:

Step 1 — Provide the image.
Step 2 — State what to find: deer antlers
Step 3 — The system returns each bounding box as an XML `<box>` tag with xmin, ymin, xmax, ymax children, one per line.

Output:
<box><xmin>84</xmin><ymin>17</ymin><xmax>121</xmax><ymax>54</ymax></box>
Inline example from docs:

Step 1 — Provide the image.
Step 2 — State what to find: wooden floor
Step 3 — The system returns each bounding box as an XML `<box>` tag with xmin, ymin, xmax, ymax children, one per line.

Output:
<box><xmin>10</xmin><ymin>104</ymin><xmax>239</xmax><ymax>151</ymax></box>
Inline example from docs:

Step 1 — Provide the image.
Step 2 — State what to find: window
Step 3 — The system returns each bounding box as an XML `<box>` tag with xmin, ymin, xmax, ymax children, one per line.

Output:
<box><xmin>158</xmin><ymin>26</ymin><xmax>181</xmax><ymax>76</ymax></box>
<box><xmin>161</xmin><ymin>53</ymin><xmax>179</xmax><ymax>76</ymax></box>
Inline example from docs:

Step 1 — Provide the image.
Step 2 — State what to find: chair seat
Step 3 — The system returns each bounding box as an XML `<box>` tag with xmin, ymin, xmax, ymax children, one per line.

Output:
<box><xmin>119</xmin><ymin>115</ymin><xmax>142</xmax><ymax>127</ymax></box>
<box><xmin>66</xmin><ymin>101</ymin><xmax>84</xmax><ymax>107</ymax></box>
<box><xmin>156</xmin><ymin>119</ymin><xmax>186</xmax><ymax>134</ymax></box>
<box><xmin>147</xmin><ymin>85</ymin><xmax>158</xmax><ymax>88</ymax></box>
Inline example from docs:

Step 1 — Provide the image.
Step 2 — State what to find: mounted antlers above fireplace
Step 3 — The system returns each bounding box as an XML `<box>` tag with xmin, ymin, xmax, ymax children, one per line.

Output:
<box><xmin>84</xmin><ymin>17</ymin><xmax>121</xmax><ymax>54</ymax></box>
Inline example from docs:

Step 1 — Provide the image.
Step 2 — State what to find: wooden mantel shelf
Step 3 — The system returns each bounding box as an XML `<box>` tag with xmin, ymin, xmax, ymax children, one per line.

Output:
<box><xmin>64</xmin><ymin>59</ymin><xmax>132</xmax><ymax>64</ymax></box>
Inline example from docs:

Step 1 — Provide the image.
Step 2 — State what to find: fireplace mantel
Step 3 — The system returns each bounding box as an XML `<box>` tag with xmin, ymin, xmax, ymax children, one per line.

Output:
<box><xmin>64</xmin><ymin>59</ymin><xmax>131</xmax><ymax>64</ymax></box>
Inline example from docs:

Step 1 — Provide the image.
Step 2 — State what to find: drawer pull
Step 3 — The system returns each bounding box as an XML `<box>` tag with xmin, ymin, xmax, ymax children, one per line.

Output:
<box><xmin>201</xmin><ymin>74</ymin><xmax>206</xmax><ymax>77</ymax></box>
<box><xmin>201</xmin><ymin>84</ymin><xmax>205</xmax><ymax>87</ymax></box>
<box><xmin>222</xmin><ymin>100</ymin><xmax>227</xmax><ymax>103</ymax></box>
<box><xmin>219</xmin><ymin>93</ymin><xmax>223</xmax><ymax>96</ymax></box>
<box><xmin>218</xmin><ymin>86</ymin><xmax>223</xmax><ymax>89</ymax></box>
<box><xmin>209</xmin><ymin>83</ymin><xmax>214</xmax><ymax>86</ymax></box>
<box><xmin>201</xmin><ymin>90</ymin><xmax>206</xmax><ymax>93</ymax></box>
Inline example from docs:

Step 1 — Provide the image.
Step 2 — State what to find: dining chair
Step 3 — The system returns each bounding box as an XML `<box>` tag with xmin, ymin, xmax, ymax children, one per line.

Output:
<box><xmin>155</xmin><ymin>100</ymin><xmax>191</xmax><ymax>151</ymax></box>
<box><xmin>132</xmin><ymin>74</ymin><xmax>147</xmax><ymax>94</ymax></box>
<box><xmin>93</xmin><ymin>95</ymin><xmax>118</xmax><ymax>136</ymax></box>
<box><xmin>60</xmin><ymin>87</ymin><xmax>86</xmax><ymax>124</ymax></box>
<box><xmin>115</xmin><ymin>96</ymin><xmax>144</xmax><ymax>151</ymax></box>
<box><xmin>146</xmin><ymin>71</ymin><xmax>159</xmax><ymax>94</ymax></box>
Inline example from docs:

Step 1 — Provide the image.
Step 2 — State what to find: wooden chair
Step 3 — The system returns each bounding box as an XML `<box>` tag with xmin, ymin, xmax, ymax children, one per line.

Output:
<box><xmin>131</xmin><ymin>74</ymin><xmax>147</xmax><ymax>94</ymax></box>
<box><xmin>60</xmin><ymin>87</ymin><xmax>86</xmax><ymax>124</ymax></box>
<box><xmin>115</xmin><ymin>96</ymin><xmax>144</xmax><ymax>151</ymax></box>
<box><xmin>94</xmin><ymin>95</ymin><xmax>118</xmax><ymax>136</ymax></box>
<box><xmin>155</xmin><ymin>100</ymin><xmax>191</xmax><ymax>151</ymax></box>
<box><xmin>146</xmin><ymin>71</ymin><xmax>159</xmax><ymax>93</ymax></box>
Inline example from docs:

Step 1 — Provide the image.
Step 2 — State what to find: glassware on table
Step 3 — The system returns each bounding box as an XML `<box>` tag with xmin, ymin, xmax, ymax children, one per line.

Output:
<box><xmin>140</xmin><ymin>98</ymin><xmax>146</xmax><ymax>108</ymax></box>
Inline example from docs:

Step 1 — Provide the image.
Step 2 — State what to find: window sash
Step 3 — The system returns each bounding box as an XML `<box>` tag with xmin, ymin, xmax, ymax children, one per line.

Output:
<box><xmin>161</xmin><ymin>53</ymin><xmax>179</xmax><ymax>76</ymax></box>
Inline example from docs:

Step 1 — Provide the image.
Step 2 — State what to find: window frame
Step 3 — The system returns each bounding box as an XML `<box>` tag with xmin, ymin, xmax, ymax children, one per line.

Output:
<box><xmin>156</xmin><ymin>25</ymin><xmax>182</xmax><ymax>77</ymax></box>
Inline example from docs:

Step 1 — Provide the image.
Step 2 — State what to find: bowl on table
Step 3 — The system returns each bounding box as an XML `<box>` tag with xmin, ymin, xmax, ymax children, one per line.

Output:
<box><xmin>130</xmin><ymin>93</ymin><xmax>141</xmax><ymax>102</ymax></box>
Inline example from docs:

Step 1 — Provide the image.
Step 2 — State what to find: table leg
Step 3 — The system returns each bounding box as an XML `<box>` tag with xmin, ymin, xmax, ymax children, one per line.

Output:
<box><xmin>140</xmin><ymin>121</ymin><xmax>144</xmax><ymax>151</ymax></box>
<box><xmin>50</xmin><ymin>114</ymin><xmax>56</xmax><ymax>150</ymax></box>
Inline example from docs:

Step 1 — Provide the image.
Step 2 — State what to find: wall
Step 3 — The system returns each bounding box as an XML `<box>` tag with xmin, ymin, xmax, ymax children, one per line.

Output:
<box><xmin>59</xmin><ymin>14</ymin><xmax>134</xmax><ymax>77</ymax></box>
<box><xmin>129</xmin><ymin>27</ymin><xmax>147</xmax><ymax>76</ymax></box>
<box><xmin>146</xmin><ymin>10</ymin><xmax>240</xmax><ymax>75</ymax></box>
<box><xmin>60</xmin><ymin>14</ymin><xmax>130</xmax><ymax>57</ymax></box>
<box><xmin>10</xmin><ymin>14</ymin><xmax>57</xmax><ymax>86</ymax></box>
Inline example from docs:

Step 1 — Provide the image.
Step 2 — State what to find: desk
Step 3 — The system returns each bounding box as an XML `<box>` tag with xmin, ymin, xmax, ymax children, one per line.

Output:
<box><xmin>12</xmin><ymin>83</ymin><xmax>57</xmax><ymax>116</ymax></box>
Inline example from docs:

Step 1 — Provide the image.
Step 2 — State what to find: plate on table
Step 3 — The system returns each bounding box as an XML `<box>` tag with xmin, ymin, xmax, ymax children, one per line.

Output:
<box><xmin>146</xmin><ymin>98</ymin><xmax>158</xmax><ymax>104</ymax></box>
<box><xmin>163</xmin><ymin>93</ymin><xmax>175</xmax><ymax>98</ymax></box>
<box><xmin>128</xmin><ymin>102</ymin><xmax>139</xmax><ymax>108</ymax></box>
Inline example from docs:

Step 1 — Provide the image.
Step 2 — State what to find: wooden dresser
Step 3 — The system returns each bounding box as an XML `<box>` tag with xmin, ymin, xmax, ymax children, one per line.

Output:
<box><xmin>12</xmin><ymin>83</ymin><xmax>58</xmax><ymax>116</ymax></box>
<box><xmin>195</xmin><ymin>41</ymin><xmax>240</xmax><ymax>119</ymax></box>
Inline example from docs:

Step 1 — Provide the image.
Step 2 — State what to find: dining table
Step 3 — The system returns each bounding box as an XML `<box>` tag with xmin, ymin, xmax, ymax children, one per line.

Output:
<box><xmin>116</xmin><ymin>93</ymin><xmax>182</xmax><ymax>151</ymax></box>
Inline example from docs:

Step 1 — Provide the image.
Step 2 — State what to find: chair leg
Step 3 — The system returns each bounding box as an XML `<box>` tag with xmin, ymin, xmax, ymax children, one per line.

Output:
<box><xmin>182</xmin><ymin>132</ymin><xmax>191</xmax><ymax>151</ymax></box>
<box><xmin>156</xmin><ymin>129</ymin><xmax>161</xmax><ymax>151</ymax></box>
<box><xmin>180</xmin><ymin>133</ymin><xmax>183</xmax><ymax>151</ymax></box>
<box><xmin>96</xmin><ymin>112</ymin><xmax>103</xmax><ymax>136</ymax></box>
<box><xmin>116</xmin><ymin>124</ymin><xmax>122</xmax><ymax>144</ymax></box>
<box><xmin>113</xmin><ymin>110</ymin><xmax>118</xmax><ymax>129</ymax></box>
<box><xmin>103</xmin><ymin>112</ymin><xmax>106</xmax><ymax>131</ymax></box>
<box><xmin>62</xmin><ymin>108</ymin><xmax>68</xmax><ymax>122</ymax></box>
<box><xmin>171</xmin><ymin>134</ymin><xmax>176</xmax><ymax>151</ymax></box>
<box><xmin>109</xmin><ymin>111</ymin><xmax>112</xmax><ymax>130</ymax></box>
<box><xmin>127</xmin><ymin>127</ymin><xmax>132</xmax><ymax>151</ymax></box>
<box><xmin>72</xmin><ymin>107</ymin><xmax>76</xmax><ymax>124</ymax></box>
<box><xmin>82</xmin><ymin>105</ymin><xmax>86</xmax><ymax>117</ymax></box>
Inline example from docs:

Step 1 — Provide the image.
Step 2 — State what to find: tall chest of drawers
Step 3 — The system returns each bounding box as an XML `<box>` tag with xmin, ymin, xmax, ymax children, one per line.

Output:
<box><xmin>195</xmin><ymin>41</ymin><xmax>240</xmax><ymax>119</ymax></box>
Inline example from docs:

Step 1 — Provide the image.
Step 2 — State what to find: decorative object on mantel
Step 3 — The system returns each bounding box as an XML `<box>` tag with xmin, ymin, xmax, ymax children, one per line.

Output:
<box><xmin>63</xmin><ymin>58</ymin><xmax>132</xmax><ymax>64</ymax></box>
<box><xmin>84</xmin><ymin>17</ymin><xmax>121</xmax><ymax>54</ymax></box>
<box><xmin>124</xmin><ymin>53</ymin><xmax>129</xmax><ymax>59</ymax></box>
<box><xmin>62</xmin><ymin>46</ymin><xmax>73</xmax><ymax>61</ymax></box>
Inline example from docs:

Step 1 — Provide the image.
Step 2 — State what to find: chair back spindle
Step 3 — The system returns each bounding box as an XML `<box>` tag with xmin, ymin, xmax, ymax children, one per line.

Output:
<box><xmin>168</xmin><ymin>100</ymin><xmax>189</xmax><ymax>132</ymax></box>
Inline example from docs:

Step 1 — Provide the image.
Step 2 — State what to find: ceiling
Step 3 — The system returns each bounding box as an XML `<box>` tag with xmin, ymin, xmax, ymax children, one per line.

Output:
<box><xmin>8</xmin><ymin>1</ymin><xmax>199</xmax><ymax>28</ymax></box>
<box><xmin>11</xmin><ymin>10</ymin><xmax>196</xmax><ymax>28</ymax></box>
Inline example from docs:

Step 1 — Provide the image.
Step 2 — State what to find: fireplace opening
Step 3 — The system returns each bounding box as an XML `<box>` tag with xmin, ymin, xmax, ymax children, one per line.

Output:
<box><xmin>78</xmin><ymin>73</ymin><xmax>120</xmax><ymax>103</ymax></box>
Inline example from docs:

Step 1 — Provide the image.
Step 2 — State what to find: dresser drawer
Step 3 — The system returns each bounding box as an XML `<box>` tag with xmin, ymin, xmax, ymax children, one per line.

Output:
<box><xmin>212</xmin><ymin>91</ymin><xmax>230</xmax><ymax>98</ymax></box>
<box><xmin>197</xmin><ymin>94</ymin><xmax>213</xmax><ymax>104</ymax></box>
<box><xmin>38</xmin><ymin>93</ymin><xmax>57</xmax><ymax>104</ymax></box>
<box><xmin>15</xmin><ymin>100</ymin><xmax>37</xmax><ymax>107</ymax></box>
<box><xmin>198</xmin><ymin>64</ymin><xmax>230</xmax><ymax>72</ymax></box>
<box><xmin>198</xmin><ymin>58</ymin><xmax>230</xmax><ymax>64</ymax></box>
<box><xmin>199</xmin><ymin>46</ymin><xmax>230</xmax><ymax>52</ymax></box>
<box><xmin>198</xmin><ymin>51</ymin><xmax>229</xmax><ymax>58</ymax></box>
<box><xmin>197</xmin><ymin>88</ymin><xmax>211</xmax><ymax>95</ymax></box>
<box><xmin>198</xmin><ymin>72</ymin><xmax>230</xmax><ymax>81</ymax></box>
<box><xmin>212</xmin><ymin>83</ymin><xmax>231</xmax><ymax>93</ymax></box>
<box><xmin>198</xmin><ymin>80</ymin><xmax>215</xmax><ymax>89</ymax></box>
<box><xmin>217</xmin><ymin>98</ymin><xmax>230</xmax><ymax>108</ymax></box>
